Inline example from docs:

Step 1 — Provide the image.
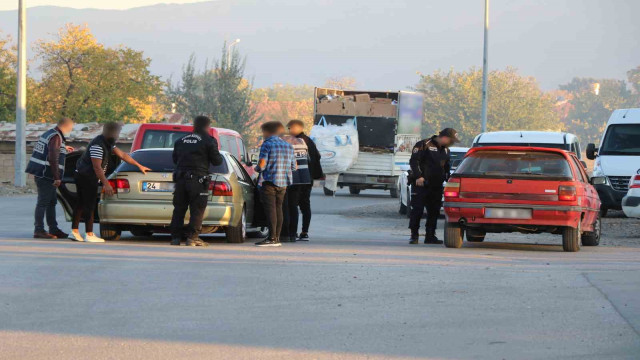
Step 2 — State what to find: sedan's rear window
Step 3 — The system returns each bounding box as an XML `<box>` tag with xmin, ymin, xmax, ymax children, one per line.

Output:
<box><xmin>116</xmin><ymin>151</ymin><xmax>228</xmax><ymax>174</ymax></box>
<box><xmin>456</xmin><ymin>151</ymin><xmax>573</xmax><ymax>179</ymax></box>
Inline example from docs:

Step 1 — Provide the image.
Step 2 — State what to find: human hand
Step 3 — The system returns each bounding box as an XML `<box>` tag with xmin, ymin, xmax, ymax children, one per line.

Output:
<box><xmin>103</xmin><ymin>183</ymin><xmax>115</xmax><ymax>196</ymax></box>
<box><xmin>138</xmin><ymin>165</ymin><xmax>151</xmax><ymax>174</ymax></box>
<box><xmin>416</xmin><ymin>177</ymin><xmax>425</xmax><ymax>187</ymax></box>
<box><xmin>53</xmin><ymin>180</ymin><xmax>62</xmax><ymax>187</ymax></box>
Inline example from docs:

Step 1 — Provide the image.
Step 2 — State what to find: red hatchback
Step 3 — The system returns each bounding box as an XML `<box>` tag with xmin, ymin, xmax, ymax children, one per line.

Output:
<box><xmin>443</xmin><ymin>147</ymin><xmax>601</xmax><ymax>252</ymax></box>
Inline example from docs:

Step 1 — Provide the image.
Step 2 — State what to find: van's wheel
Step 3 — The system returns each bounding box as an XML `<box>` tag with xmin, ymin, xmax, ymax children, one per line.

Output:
<box><xmin>389</xmin><ymin>187</ymin><xmax>399</xmax><ymax>198</ymax></box>
<box><xmin>349</xmin><ymin>186</ymin><xmax>361</xmax><ymax>195</ymax></box>
<box><xmin>562</xmin><ymin>224</ymin><xmax>580</xmax><ymax>252</ymax></box>
<box><xmin>100</xmin><ymin>224</ymin><xmax>121</xmax><ymax>241</ymax></box>
<box><xmin>581</xmin><ymin>213</ymin><xmax>601</xmax><ymax>246</ymax></box>
<box><xmin>226</xmin><ymin>208</ymin><xmax>246</xmax><ymax>243</ymax></box>
<box><xmin>323</xmin><ymin>187</ymin><xmax>335</xmax><ymax>196</ymax></box>
<box><xmin>466</xmin><ymin>229</ymin><xmax>486</xmax><ymax>242</ymax></box>
<box><xmin>600</xmin><ymin>206</ymin><xmax>608</xmax><ymax>218</ymax></box>
<box><xmin>131</xmin><ymin>229</ymin><xmax>153</xmax><ymax>237</ymax></box>
<box><xmin>444</xmin><ymin>222</ymin><xmax>463</xmax><ymax>248</ymax></box>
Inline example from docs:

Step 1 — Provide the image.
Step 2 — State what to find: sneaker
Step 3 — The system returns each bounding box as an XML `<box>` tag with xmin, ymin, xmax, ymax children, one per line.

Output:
<box><xmin>49</xmin><ymin>229</ymin><xmax>68</xmax><ymax>239</ymax></box>
<box><xmin>34</xmin><ymin>231</ymin><xmax>57</xmax><ymax>239</ymax></box>
<box><xmin>424</xmin><ymin>235</ymin><xmax>443</xmax><ymax>245</ymax></box>
<box><xmin>409</xmin><ymin>237</ymin><xmax>419</xmax><ymax>245</ymax></box>
<box><xmin>255</xmin><ymin>238</ymin><xmax>282</xmax><ymax>247</ymax></box>
<box><xmin>68</xmin><ymin>231</ymin><xmax>84</xmax><ymax>242</ymax></box>
<box><xmin>186</xmin><ymin>238</ymin><xmax>209</xmax><ymax>247</ymax></box>
<box><xmin>170</xmin><ymin>238</ymin><xmax>181</xmax><ymax>246</ymax></box>
<box><xmin>84</xmin><ymin>234</ymin><xmax>105</xmax><ymax>243</ymax></box>
<box><xmin>297</xmin><ymin>233</ymin><xmax>310</xmax><ymax>241</ymax></box>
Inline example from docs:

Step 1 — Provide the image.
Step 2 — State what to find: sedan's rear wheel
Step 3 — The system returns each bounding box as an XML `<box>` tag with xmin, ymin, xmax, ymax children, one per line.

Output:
<box><xmin>466</xmin><ymin>229</ymin><xmax>486</xmax><ymax>242</ymax></box>
<box><xmin>100</xmin><ymin>224</ymin><xmax>121</xmax><ymax>241</ymax></box>
<box><xmin>581</xmin><ymin>213</ymin><xmax>601</xmax><ymax>246</ymax></box>
<box><xmin>226</xmin><ymin>208</ymin><xmax>246</xmax><ymax>243</ymax></box>
<box><xmin>131</xmin><ymin>229</ymin><xmax>153</xmax><ymax>237</ymax></box>
<box><xmin>444</xmin><ymin>222</ymin><xmax>463</xmax><ymax>248</ymax></box>
<box><xmin>562</xmin><ymin>224</ymin><xmax>580</xmax><ymax>252</ymax></box>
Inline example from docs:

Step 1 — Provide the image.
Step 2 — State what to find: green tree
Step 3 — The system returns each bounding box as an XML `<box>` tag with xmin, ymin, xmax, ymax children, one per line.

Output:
<box><xmin>415</xmin><ymin>67</ymin><xmax>561</xmax><ymax>144</ymax></box>
<box><xmin>168</xmin><ymin>42</ymin><xmax>257</xmax><ymax>136</ymax></box>
<box><xmin>559</xmin><ymin>77</ymin><xmax>637</xmax><ymax>144</ymax></box>
<box><xmin>32</xmin><ymin>24</ymin><xmax>163</xmax><ymax>123</ymax></box>
<box><xmin>0</xmin><ymin>32</ymin><xmax>16</xmax><ymax>122</ymax></box>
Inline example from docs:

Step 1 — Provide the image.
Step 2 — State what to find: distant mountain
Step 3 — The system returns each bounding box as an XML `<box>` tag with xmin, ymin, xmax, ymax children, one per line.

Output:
<box><xmin>1</xmin><ymin>0</ymin><xmax>639</xmax><ymax>90</ymax></box>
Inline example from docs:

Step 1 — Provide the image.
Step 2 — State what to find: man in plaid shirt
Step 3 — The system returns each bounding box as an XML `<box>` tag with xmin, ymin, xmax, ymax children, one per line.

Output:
<box><xmin>254</xmin><ymin>121</ymin><xmax>297</xmax><ymax>247</ymax></box>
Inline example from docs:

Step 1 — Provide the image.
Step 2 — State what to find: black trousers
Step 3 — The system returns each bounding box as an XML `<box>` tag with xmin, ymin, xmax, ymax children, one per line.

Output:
<box><xmin>260</xmin><ymin>182</ymin><xmax>287</xmax><ymax>240</ymax></box>
<box><xmin>408</xmin><ymin>185</ymin><xmax>443</xmax><ymax>237</ymax></box>
<box><xmin>34</xmin><ymin>176</ymin><xmax>60</xmax><ymax>233</ymax></box>
<box><xmin>170</xmin><ymin>176</ymin><xmax>209</xmax><ymax>240</ymax></box>
<box><xmin>299</xmin><ymin>182</ymin><xmax>313</xmax><ymax>233</ymax></box>
<box><xmin>72</xmin><ymin>174</ymin><xmax>99</xmax><ymax>233</ymax></box>
<box><xmin>281</xmin><ymin>185</ymin><xmax>303</xmax><ymax>238</ymax></box>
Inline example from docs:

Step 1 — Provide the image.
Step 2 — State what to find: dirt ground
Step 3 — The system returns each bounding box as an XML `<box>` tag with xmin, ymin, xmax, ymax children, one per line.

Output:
<box><xmin>0</xmin><ymin>183</ymin><xmax>37</xmax><ymax>196</ymax></box>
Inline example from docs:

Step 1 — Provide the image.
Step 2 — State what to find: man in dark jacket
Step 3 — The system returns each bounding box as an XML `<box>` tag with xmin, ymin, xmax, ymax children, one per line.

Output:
<box><xmin>408</xmin><ymin>128</ymin><xmax>459</xmax><ymax>244</ymax></box>
<box><xmin>287</xmin><ymin>119</ymin><xmax>322</xmax><ymax>241</ymax></box>
<box><xmin>26</xmin><ymin>117</ymin><xmax>75</xmax><ymax>239</ymax></box>
<box><xmin>170</xmin><ymin>115</ymin><xmax>223</xmax><ymax>246</ymax></box>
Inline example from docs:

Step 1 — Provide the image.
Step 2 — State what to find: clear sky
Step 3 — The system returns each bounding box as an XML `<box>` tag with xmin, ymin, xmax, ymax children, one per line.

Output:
<box><xmin>0</xmin><ymin>1</ymin><xmax>207</xmax><ymax>11</ymax></box>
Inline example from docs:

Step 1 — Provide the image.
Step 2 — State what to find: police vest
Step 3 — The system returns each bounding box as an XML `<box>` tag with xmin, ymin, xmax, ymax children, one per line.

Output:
<box><xmin>76</xmin><ymin>135</ymin><xmax>113</xmax><ymax>178</ymax></box>
<box><xmin>282</xmin><ymin>135</ymin><xmax>311</xmax><ymax>185</ymax></box>
<box><xmin>25</xmin><ymin>127</ymin><xmax>67</xmax><ymax>180</ymax></box>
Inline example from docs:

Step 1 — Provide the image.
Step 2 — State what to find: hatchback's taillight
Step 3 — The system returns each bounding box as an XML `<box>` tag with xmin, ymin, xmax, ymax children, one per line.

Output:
<box><xmin>444</xmin><ymin>178</ymin><xmax>461</xmax><ymax>198</ymax></box>
<box><xmin>558</xmin><ymin>185</ymin><xmax>576</xmax><ymax>201</ymax></box>
<box><xmin>209</xmin><ymin>180</ymin><xmax>233</xmax><ymax>196</ymax></box>
<box><xmin>630</xmin><ymin>175</ymin><xmax>640</xmax><ymax>189</ymax></box>
<box><xmin>107</xmin><ymin>179</ymin><xmax>130</xmax><ymax>194</ymax></box>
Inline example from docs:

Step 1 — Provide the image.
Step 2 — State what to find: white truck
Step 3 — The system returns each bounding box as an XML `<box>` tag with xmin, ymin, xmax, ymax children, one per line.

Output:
<box><xmin>313</xmin><ymin>87</ymin><xmax>424</xmax><ymax>197</ymax></box>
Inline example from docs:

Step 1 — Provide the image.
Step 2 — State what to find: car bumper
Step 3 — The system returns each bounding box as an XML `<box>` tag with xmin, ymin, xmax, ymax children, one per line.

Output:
<box><xmin>595</xmin><ymin>184</ymin><xmax>626</xmax><ymax>210</ymax></box>
<box><xmin>622</xmin><ymin>195</ymin><xmax>640</xmax><ymax>218</ymax></box>
<box><xmin>443</xmin><ymin>202</ymin><xmax>584</xmax><ymax>228</ymax></box>
<box><xmin>98</xmin><ymin>199</ymin><xmax>237</xmax><ymax>226</ymax></box>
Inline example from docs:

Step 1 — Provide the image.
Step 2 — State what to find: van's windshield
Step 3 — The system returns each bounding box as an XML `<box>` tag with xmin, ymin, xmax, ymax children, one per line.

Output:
<box><xmin>599</xmin><ymin>124</ymin><xmax>640</xmax><ymax>155</ymax></box>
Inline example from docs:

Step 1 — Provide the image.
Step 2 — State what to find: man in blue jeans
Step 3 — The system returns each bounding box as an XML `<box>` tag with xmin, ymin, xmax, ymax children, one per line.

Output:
<box><xmin>25</xmin><ymin>117</ymin><xmax>75</xmax><ymax>239</ymax></box>
<box><xmin>254</xmin><ymin>121</ymin><xmax>296</xmax><ymax>247</ymax></box>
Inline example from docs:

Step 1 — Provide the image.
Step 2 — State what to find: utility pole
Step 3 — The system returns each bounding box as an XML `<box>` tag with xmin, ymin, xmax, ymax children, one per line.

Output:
<box><xmin>481</xmin><ymin>0</ymin><xmax>489</xmax><ymax>133</ymax></box>
<box><xmin>227</xmin><ymin>38</ymin><xmax>240</xmax><ymax>69</ymax></box>
<box><xmin>14</xmin><ymin>0</ymin><xmax>27</xmax><ymax>187</ymax></box>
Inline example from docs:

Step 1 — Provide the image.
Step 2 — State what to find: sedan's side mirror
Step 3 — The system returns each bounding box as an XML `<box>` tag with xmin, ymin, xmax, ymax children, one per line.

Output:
<box><xmin>590</xmin><ymin>176</ymin><xmax>607</xmax><ymax>185</ymax></box>
<box><xmin>586</xmin><ymin>143</ymin><xmax>598</xmax><ymax>160</ymax></box>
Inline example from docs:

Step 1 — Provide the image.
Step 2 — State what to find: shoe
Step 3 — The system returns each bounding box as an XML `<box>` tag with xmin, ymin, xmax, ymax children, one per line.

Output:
<box><xmin>186</xmin><ymin>238</ymin><xmax>209</xmax><ymax>247</ymax></box>
<box><xmin>255</xmin><ymin>238</ymin><xmax>282</xmax><ymax>247</ymax></box>
<box><xmin>84</xmin><ymin>234</ymin><xmax>105</xmax><ymax>243</ymax></box>
<box><xmin>49</xmin><ymin>229</ymin><xmax>68</xmax><ymax>239</ymax></box>
<box><xmin>170</xmin><ymin>238</ymin><xmax>181</xmax><ymax>246</ymax></box>
<box><xmin>34</xmin><ymin>231</ymin><xmax>57</xmax><ymax>239</ymax></box>
<box><xmin>424</xmin><ymin>235</ymin><xmax>443</xmax><ymax>245</ymax></box>
<box><xmin>297</xmin><ymin>233</ymin><xmax>310</xmax><ymax>241</ymax></box>
<box><xmin>68</xmin><ymin>231</ymin><xmax>84</xmax><ymax>242</ymax></box>
<box><xmin>409</xmin><ymin>237</ymin><xmax>419</xmax><ymax>245</ymax></box>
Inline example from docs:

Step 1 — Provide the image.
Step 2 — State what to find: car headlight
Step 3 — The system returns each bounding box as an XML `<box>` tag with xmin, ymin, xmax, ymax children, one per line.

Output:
<box><xmin>592</xmin><ymin>160</ymin><xmax>604</xmax><ymax>177</ymax></box>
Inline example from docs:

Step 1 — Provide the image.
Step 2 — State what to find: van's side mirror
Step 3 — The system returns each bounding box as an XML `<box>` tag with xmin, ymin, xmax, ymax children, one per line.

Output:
<box><xmin>586</xmin><ymin>143</ymin><xmax>598</xmax><ymax>160</ymax></box>
<box><xmin>590</xmin><ymin>176</ymin><xmax>606</xmax><ymax>185</ymax></box>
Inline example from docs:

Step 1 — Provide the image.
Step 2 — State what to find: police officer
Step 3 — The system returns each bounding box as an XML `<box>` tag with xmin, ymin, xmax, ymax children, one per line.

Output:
<box><xmin>170</xmin><ymin>115</ymin><xmax>223</xmax><ymax>246</ymax></box>
<box><xmin>408</xmin><ymin>128</ymin><xmax>459</xmax><ymax>244</ymax></box>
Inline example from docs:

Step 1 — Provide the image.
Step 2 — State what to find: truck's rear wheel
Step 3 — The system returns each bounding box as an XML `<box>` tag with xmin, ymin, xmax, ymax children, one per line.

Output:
<box><xmin>562</xmin><ymin>225</ymin><xmax>580</xmax><ymax>252</ymax></box>
<box><xmin>444</xmin><ymin>222</ymin><xmax>463</xmax><ymax>248</ymax></box>
<box><xmin>323</xmin><ymin>187</ymin><xmax>335</xmax><ymax>196</ymax></box>
<box><xmin>100</xmin><ymin>224</ymin><xmax>121</xmax><ymax>241</ymax></box>
<box><xmin>349</xmin><ymin>186</ymin><xmax>361</xmax><ymax>195</ymax></box>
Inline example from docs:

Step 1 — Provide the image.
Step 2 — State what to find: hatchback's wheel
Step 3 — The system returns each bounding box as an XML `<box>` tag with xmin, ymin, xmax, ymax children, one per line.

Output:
<box><xmin>581</xmin><ymin>213</ymin><xmax>601</xmax><ymax>246</ymax></box>
<box><xmin>100</xmin><ymin>224</ymin><xmax>121</xmax><ymax>241</ymax></box>
<box><xmin>466</xmin><ymin>229</ymin><xmax>486</xmax><ymax>242</ymax></box>
<box><xmin>444</xmin><ymin>222</ymin><xmax>463</xmax><ymax>248</ymax></box>
<box><xmin>323</xmin><ymin>187</ymin><xmax>335</xmax><ymax>196</ymax></box>
<box><xmin>389</xmin><ymin>187</ymin><xmax>399</xmax><ymax>198</ymax></box>
<box><xmin>562</xmin><ymin>224</ymin><xmax>580</xmax><ymax>252</ymax></box>
<box><xmin>349</xmin><ymin>186</ymin><xmax>361</xmax><ymax>195</ymax></box>
<box><xmin>226</xmin><ymin>208</ymin><xmax>246</xmax><ymax>243</ymax></box>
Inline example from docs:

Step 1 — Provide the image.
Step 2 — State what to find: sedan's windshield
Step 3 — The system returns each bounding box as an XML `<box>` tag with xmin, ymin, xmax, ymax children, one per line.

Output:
<box><xmin>599</xmin><ymin>124</ymin><xmax>640</xmax><ymax>155</ymax></box>
<box><xmin>116</xmin><ymin>151</ymin><xmax>228</xmax><ymax>174</ymax></box>
<box><xmin>456</xmin><ymin>151</ymin><xmax>573</xmax><ymax>180</ymax></box>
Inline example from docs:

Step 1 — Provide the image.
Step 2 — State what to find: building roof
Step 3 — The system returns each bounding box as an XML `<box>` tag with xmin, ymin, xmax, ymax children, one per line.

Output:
<box><xmin>0</xmin><ymin>122</ymin><xmax>141</xmax><ymax>143</ymax></box>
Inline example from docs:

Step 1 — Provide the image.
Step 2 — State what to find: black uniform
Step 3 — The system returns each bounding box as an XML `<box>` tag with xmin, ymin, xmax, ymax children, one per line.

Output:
<box><xmin>170</xmin><ymin>131</ymin><xmax>223</xmax><ymax>240</ymax></box>
<box><xmin>408</xmin><ymin>136</ymin><xmax>451</xmax><ymax>239</ymax></box>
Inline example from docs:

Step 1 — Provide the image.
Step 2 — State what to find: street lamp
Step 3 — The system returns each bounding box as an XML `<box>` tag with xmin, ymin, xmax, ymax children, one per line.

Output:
<box><xmin>227</xmin><ymin>38</ymin><xmax>240</xmax><ymax>69</ymax></box>
<box><xmin>15</xmin><ymin>0</ymin><xmax>27</xmax><ymax>187</ymax></box>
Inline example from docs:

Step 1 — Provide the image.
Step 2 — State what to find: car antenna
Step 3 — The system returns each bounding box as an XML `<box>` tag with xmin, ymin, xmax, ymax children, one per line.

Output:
<box><xmin>520</xmin><ymin>131</ymin><xmax>523</xmax><ymax>138</ymax></box>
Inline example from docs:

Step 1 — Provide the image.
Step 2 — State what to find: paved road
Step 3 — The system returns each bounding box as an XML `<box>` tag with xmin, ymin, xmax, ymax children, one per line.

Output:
<box><xmin>1</xmin><ymin>189</ymin><xmax>639</xmax><ymax>359</ymax></box>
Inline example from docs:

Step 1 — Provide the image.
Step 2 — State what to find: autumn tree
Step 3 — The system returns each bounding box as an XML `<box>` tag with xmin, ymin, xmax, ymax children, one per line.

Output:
<box><xmin>415</xmin><ymin>67</ymin><xmax>561</xmax><ymax>144</ymax></box>
<box><xmin>628</xmin><ymin>66</ymin><xmax>640</xmax><ymax>95</ymax></box>
<box><xmin>0</xmin><ymin>32</ymin><xmax>16</xmax><ymax>122</ymax></box>
<box><xmin>324</xmin><ymin>76</ymin><xmax>357</xmax><ymax>90</ymax></box>
<box><xmin>32</xmin><ymin>24</ymin><xmax>164</xmax><ymax>123</ymax></box>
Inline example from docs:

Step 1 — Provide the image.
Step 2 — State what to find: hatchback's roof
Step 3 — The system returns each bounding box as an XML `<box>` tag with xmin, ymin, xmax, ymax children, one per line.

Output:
<box><xmin>473</xmin><ymin>131</ymin><xmax>574</xmax><ymax>145</ymax></box>
<box><xmin>466</xmin><ymin>146</ymin><xmax>570</xmax><ymax>156</ymax></box>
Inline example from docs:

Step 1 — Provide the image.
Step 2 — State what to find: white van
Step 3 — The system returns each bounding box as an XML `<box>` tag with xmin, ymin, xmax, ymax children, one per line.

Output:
<box><xmin>471</xmin><ymin>131</ymin><xmax>583</xmax><ymax>160</ymax></box>
<box><xmin>587</xmin><ymin>108</ymin><xmax>640</xmax><ymax>216</ymax></box>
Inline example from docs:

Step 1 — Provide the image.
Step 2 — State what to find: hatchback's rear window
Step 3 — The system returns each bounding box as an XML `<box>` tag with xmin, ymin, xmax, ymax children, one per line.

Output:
<box><xmin>456</xmin><ymin>151</ymin><xmax>573</xmax><ymax>179</ymax></box>
<box><xmin>116</xmin><ymin>151</ymin><xmax>228</xmax><ymax>174</ymax></box>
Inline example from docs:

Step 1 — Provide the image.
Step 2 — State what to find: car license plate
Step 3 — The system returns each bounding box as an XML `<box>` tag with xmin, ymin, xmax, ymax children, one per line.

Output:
<box><xmin>142</xmin><ymin>182</ymin><xmax>174</xmax><ymax>192</ymax></box>
<box><xmin>485</xmin><ymin>208</ymin><xmax>532</xmax><ymax>219</ymax></box>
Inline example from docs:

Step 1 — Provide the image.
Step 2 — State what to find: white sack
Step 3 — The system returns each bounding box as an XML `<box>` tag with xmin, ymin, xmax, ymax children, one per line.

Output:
<box><xmin>311</xmin><ymin>118</ymin><xmax>359</xmax><ymax>175</ymax></box>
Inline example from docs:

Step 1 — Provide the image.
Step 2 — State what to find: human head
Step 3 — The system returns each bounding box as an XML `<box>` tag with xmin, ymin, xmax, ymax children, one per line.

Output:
<box><xmin>261</xmin><ymin>121</ymin><xmax>282</xmax><ymax>138</ymax></box>
<box><xmin>275</xmin><ymin>122</ymin><xmax>286</xmax><ymax>135</ymax></box>
<box><xmin>102</xmin><ymin>122</ymin><xmax>122</xmax><ymax>145</ymax></box>
<box><xmin>193</xmin><ymin>115</ymin><xmax>211</xmax><ymax>134</ymax></box>
<box><xmin>287</xmin><ymin>119</ymin><xmax>305</xmax><ymax>136</ymax></box>
<box><xmin>437</xmin><ymin>128</ymin><xmax>459</xmax><ymax>148</ymax></box>
<box><xmin>57</xmin><ymin>117</ymin><xmax>74</xmax><ymax>136</ymax></box>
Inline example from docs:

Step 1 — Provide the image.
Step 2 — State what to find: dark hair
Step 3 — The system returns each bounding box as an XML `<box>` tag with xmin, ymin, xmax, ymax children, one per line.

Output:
<box><xmin>261</xmin><ymin>121</ymin><xmax>283</xmax><ymax>134</ymax></box>
<box><xmin>193</xmin><ymin>115</ymin><xmax>211</xmax><ymax>133</ymax></box>
<box><xmin>58</xmin><ymin>117</ymin><xmax>73</xmax><ymax>126</ymax></box>
<box><xmin>287</xmin><ymin>119</ymin><xmax>304</xmax><ymax>128</ymax></box>
<box><xmin>103</xmin><ymin>122</ymin><xmax>121</xmax><ymax>137</ymax></box>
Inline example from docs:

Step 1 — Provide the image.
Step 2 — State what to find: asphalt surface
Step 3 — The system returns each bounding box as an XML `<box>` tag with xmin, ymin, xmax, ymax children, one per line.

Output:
<box><xmin>1</xmin><ymin>188</ymin><xmax>639</xmax><ymax>359</ymax></box>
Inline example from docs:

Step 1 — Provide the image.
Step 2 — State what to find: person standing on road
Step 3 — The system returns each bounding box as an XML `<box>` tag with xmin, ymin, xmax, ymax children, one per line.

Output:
<box><xmin>408</xmin><ymin>128</ymin><xmax>459</xmax><ymax>245</ymax></box>
<box><xmin>69</xmin><ymin>122</ymin><xmax>151</xmax><ymax>243</ymax></box>
<box><xmin>26</xmin><ymin>117</ymin><xmax>75</xmax><ymax>239</ymax></box>
<box><xmin>170</xmin><ymin>116</ymin><xmax>223</xmax><ymax>247</ymax></box>
<box><xmin>287</xmin><ymin>119</ymin><xmax>323</xmax><ymax>241</ymax></box>
<box><xmin>254</xmin><ymin>121</ymin><xmax>296</xmax><ymax>247</ymax></box>
<box><xmin>279</xmin><ymin>122</ymin><xmax>311</xmax><ymax>242</ymax></box>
